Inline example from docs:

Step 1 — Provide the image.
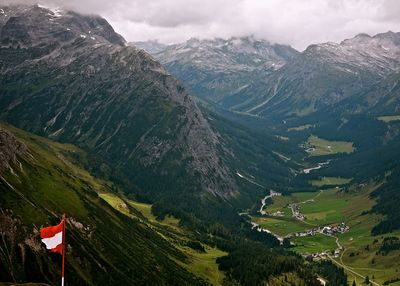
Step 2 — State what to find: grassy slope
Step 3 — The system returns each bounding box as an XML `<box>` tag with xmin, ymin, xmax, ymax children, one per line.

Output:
<box><xmin>336</xmin><ymin>184</ymin><xmax>400</xmax><ymax>285</ymax></box>
<box><xmin>0</xmin><ymin>122</ymin><xmax>214</xmax><ymax>286</ymax></box>
<box><xmin>99</xmin><ymin>192</ymin><xmax>227</xmax><ymax>286</ymax></box>
<box><xmin>292</xmin><ymin>234</ymin><xmax>337</xmax><ymax>253</ymax></box>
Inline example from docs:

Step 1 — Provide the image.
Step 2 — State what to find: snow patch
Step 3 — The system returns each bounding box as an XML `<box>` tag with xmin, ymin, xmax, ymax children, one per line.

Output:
<box><xmin>80</xmin><ymin>34</ymin><xmax>87</xmax><ymax>39</ymax></box>
<box><xmin>37</xmin><ymin>4</ymin><xmax>62</xmax><ymax>17</ymax></box>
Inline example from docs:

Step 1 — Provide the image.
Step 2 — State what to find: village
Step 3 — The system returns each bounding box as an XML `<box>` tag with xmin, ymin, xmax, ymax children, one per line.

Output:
<box><xmin>255</xmin><ymin>191</ymin><xmax>350</xmax><ymax>259</ymax></box>
<box><xmin>292</xmin><ymin>222</ymin><xmax>349</xmax><ymax>238</ymax></box>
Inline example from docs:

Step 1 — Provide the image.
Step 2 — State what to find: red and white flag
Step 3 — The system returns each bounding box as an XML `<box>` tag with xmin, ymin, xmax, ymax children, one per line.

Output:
<box><xmin>40</xmin><ymin>215</ymin><xmax>66</xmax><ymax>286</ymax></box>
<box><xmin>40</xmin><ymin>220</ymin><xmax>64</xmax><ymax>254</ymax></box>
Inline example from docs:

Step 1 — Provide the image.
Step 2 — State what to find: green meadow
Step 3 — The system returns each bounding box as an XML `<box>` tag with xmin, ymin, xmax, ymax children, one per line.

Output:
<box><xmin>292</xmin><ymin>234</ymin><xmax>337</xmax><ymax>253</ymax></box>
<box><xmin>306</xmin><ymin>135</ymin><xmax>355</xmax><ymax>156</ymax></box>
<box><xmin>288</xmin><ymin>124</ymin><xmax>315</xmax><ymax>132</ymax></box>
<box><xmin>97</xmin><ymin>191</ymin><xmax>226</xmax><ymax>286</ymax></box>
<box><xmin>310</xmin><ymin>177</ymin><xmax>352</xmax><ymax>187</ymax></box>
<box><xmin>377</xmin><ymin>115</ymin><xmax>400</xmax><ymax>122</ymax></box>
<box><xmin>256</xmin><ymin>181</ymin><xmax>400</xmax><ymax>285</ymax></box>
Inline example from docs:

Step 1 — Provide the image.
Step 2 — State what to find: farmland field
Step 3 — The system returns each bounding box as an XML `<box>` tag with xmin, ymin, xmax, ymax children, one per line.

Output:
<box><xmin>310</xmin><ymin>177</ymin><xmax>352</xmax><ymax>187</ymax></box>
<box><xmin>305</xmin><ymin>135</ymin><xmax>355</xmax><ymax>156</ymax></box>
<box><xmin>377</xmin><ymin>115</ymin><xmax>400</xmax><ymax>122</ymax></box>
<box><xmin>292</xmin><ymin>234</ymin><xmax>337</xmax><ymax>253</ymax></box>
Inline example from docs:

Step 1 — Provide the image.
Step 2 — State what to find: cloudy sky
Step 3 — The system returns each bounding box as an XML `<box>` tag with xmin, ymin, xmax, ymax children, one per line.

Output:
<box><xmin>6</xmin><ymin>0</ymin><xmax>400</xmax><ymax>50</ymax></box>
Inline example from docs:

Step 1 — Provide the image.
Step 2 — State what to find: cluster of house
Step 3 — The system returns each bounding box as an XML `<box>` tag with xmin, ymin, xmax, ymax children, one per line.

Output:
<box><xmin>321</xmin><ymin>223</ymin><xmax>349</xmax><ymax>235</ymax></box>
<box><xmin>291</xmin><ymin>222</ymin><xmax>349</xmax><ymax>238</ymax></box>
<box><xmin>288</xmin><ymin>203</ymin><xmax>305</xmax><ymax>220</ymax></box>
<box><xmin>302</xmin><ymin>248</ymin><xmax>342</xmax><ymax>260</ymax></box>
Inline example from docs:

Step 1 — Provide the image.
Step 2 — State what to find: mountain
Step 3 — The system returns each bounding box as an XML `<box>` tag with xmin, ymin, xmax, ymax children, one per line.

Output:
<box><xmin>231</xmin><ymin>32</ymin><xmax>400</xmax><ymax>118</ymax></box>
<box><xmin>131</xmin><ymin>40</ymin><xmax>169</xmax><ymax>54</ymax></box>
<box><xmin>148</xmin><ymin>32</ymin><xmax>400</xmax><ymax>119</ymax></box>
<box><xmin>0</xmin><ymin>4</ymin><xmax>238</xmax><ymax>217</ymax></box>
<box><xmin>141</xmin><ymin>36</ymin><xmax>299</xmax><ymax>103</ymax></box>
<box><xmin>0</xmin><ymin>5</ymin><xmax>361</xmax><ymax>285</ymax></box>
<box><xmin>0</xmin><ymin>122</ymin><xmax>209</xmax><ymax>286</ymax></box>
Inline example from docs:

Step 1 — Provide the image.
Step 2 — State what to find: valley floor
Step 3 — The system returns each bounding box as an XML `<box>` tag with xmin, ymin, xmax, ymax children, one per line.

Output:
<box><xmin>252</xmin><ymin>183</ymin><xmax>400</xmax><ymax>286</ymax></box>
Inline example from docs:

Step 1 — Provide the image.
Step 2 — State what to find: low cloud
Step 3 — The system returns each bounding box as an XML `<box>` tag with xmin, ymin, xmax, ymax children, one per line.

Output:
<box><xmin>4</xmin><ymin>0</ymin><xmax>400</xmax><ymax>50</ymax></box>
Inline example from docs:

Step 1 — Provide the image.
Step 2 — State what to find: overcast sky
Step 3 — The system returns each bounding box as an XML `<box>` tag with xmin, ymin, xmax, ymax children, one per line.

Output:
<box><xmin>6</xmin><ymin>0</ymin><xmax>400</xmax><ymax>50</ymax></box>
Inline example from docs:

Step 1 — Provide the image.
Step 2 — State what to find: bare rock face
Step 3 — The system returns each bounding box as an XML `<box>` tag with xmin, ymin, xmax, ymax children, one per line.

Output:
<box><xmin>137</xmin><ymin>36</ymin><xmax>299</xmax><ymax>104</ymax></box>
<box><xmin>0</xmin><ymin>128</ymin><xmax>27</xmax><ymax>174</ymax></box>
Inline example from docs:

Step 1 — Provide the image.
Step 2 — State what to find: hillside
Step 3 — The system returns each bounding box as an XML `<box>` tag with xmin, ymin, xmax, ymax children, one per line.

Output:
<box><xmin>0</xmin><ymin>122</ymin><xmax>349</xmax><ymax>286</ymax></box>
<box><xmin>0</xmin><ymin>122</ymin><xmax>213</xmax><ymax>285</ymax></box>
<box><xmin>0</xmin><ymin>5</ymin><xmax>242</xmax><ymax>221</ymax></box>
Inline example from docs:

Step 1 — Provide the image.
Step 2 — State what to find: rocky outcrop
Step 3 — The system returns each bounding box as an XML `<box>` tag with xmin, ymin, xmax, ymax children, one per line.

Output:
<box><xmin>0</xmin><ymin>128</ymin><xmax>26</xmax><ymax>174</ymax></box>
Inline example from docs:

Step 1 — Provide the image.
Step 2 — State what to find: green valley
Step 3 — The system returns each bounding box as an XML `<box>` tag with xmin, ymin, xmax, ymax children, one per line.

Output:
<box><xmin>252</xmin><ymin>181</ymin><xmax>400</xmax><ymax>285</ymax></box>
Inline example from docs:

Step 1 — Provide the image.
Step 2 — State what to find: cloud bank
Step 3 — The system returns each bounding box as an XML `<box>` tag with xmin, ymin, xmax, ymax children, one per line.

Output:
<box><xmin>4</xmin><ymin>0</ymin><xmax>400</xmax><ymax>50</ymax></box>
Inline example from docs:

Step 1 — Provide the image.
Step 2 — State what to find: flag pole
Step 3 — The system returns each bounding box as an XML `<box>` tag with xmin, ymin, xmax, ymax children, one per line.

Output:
<box><xmin>61</xmin><ymin>214</ymin><xmax>66</xmax><ymax>286</ymax></box>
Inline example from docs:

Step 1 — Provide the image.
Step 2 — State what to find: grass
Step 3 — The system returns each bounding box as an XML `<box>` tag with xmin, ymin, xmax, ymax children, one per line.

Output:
<box><xmin>0</xmin><ymin>122</ymin><xmax>226</xmax><ymax>286</ymax></box>
<box><xmin>300</xmin><ymin>189</ymin><xmax>349</xmax><ymax>225</ymax></box>
<box><xmin>288</xmin><ymin>124</ymin><xmax>314</xmax><ymax>132</ymax></box>
<box><xmin>99</xmin><ymin>192</ymin><xmax>226</xmax><ymax>285</ymax></box>
<box><xmin>292</xmin><ymin>234</ymin><xmax>337</xmax><ymax>254</ymax></box>
<box><xmin>377</xmin><ymin>115</ymin><xmax>400</xmax><ymax>123</ymax></box>
<box><xmin>253</xmin><ymin>217</ymin><xmax>311</xmax><ymax>237</ymax></box>
<box><xmin>305</xmin><ymin>135</ymin><xmax>355</xmax><ymax>156</ymax></box>
<box><xmin>98</xmin><ymin>192</ymin><xmax>132</xmax><ymax>217</ymax></box>
<box><xmin>332</xmin><ymin>184</ymin><xmax>400</xmax><ymax>285</ymax></box>
<box><xmin>175</xmin><ymin>246</ymin><xmax>227</xmax><ymax>286</ymax></box>
<box><xmin>253</xmin><ymin>176</ymin><xmax>400</xmax><ymax>284</ymax></box>
<box><xmin>310</xmin><ymin>177</ymin><xmax>352</xmax><ymax>187</ymax></box>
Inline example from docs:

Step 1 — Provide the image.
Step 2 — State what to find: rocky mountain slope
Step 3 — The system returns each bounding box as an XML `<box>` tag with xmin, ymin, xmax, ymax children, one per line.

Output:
<box><xmin>226</xmin><ymin>32</ymin><xmax>400</xmax><ymax>117</ymax></box>
<box><xmin>137</xmin><ymin>36</ymin><xmax>298</xmax><ymax>103</ymax></box>
<box><xmin>132</xmin><ymin>40</ymin><xmax>168</xmax><ymax>54</ymax></box>
<box><xmin>0</xmin><ymin>4</ymin><xmax>237</xmax><ymax>212</ymax></box>
<box><xmin>147</xmin><ymin>32</ymin><xmax>400</xmax><ymax>119</ymax></box>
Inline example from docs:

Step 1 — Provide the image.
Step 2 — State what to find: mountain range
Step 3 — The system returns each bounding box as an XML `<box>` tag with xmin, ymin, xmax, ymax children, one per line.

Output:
<box><xmin>2</xmin><ymin>3</ymin><xmax>400</xmax><ymax>286</ymax></box>
<box><xmin>140</xmin><ymin>32</ymin><xmax>400</xmax><ymax>119</ymax></box>
<box><xmin>133</xmin><ymin>36</ymin><xmax>298</xmax><ymax>104</ymax></box>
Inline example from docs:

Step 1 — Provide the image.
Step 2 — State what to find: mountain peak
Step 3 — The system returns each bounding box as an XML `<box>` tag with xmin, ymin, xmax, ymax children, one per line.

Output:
<box><xmin>0</xmin><ymin>4</ymin><xmax>126</xmax><ymax>47</ymax></box>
